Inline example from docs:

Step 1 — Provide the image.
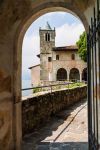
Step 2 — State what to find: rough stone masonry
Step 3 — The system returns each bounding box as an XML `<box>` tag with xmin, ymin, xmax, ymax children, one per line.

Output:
<box><xmin>22</xmin><ymin>86</ymin><xmax>87</xmax><ymax>136</ymax></box>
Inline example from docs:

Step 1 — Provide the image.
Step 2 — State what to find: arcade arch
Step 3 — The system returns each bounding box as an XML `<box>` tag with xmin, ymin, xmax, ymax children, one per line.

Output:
<box><xmin>82</xmin><ymin>68</ymin><xmax>87</xmax><ymax>81</ymax></box>
<box><xmin>57</xmin><ymin>68</ymin><xmax>67</xmax><ymax>81</ymax></box>
<box><xmin>69</xmin><ymin>68</ymin><xmax>80</xmax><ymax>81</ymax></box>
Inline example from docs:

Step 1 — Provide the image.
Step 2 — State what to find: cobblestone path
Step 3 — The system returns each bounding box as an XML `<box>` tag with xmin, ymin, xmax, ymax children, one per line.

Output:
<box><xmin>22</xmin><ymin>99</ymin><xmax>88</xmax><ymax>150</ymax></box>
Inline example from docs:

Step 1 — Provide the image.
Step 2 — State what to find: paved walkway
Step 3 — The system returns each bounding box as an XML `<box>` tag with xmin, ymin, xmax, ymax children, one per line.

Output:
<box><xmin>22</xmin><ymin>99</ymin><xmax>88</xmax><ymax>150</ymax></box>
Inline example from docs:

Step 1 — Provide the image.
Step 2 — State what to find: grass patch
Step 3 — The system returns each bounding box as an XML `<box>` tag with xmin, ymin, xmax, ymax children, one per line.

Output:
<box><xmin>33</xmin><ymin>82</ymin><xmax>86</xmax><ymax>93</ymax></box>
<box><xmin>65</xmin><ymin>82</ymin><xmax>86</xmax><ymax>89</ymax></box>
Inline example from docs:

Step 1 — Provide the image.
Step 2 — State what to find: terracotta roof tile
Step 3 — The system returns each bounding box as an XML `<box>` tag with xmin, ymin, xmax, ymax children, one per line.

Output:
<box><xmin>53</xmin><ymin>45</ymin><xmax>78</xmax><ymax>51</ymax></box>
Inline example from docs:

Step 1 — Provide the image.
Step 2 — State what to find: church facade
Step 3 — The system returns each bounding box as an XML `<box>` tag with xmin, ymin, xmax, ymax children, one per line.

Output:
<box><xmin>29</xmin><ymin>22</ymin><xmax>87</xmax><ymax>86</ymax></box>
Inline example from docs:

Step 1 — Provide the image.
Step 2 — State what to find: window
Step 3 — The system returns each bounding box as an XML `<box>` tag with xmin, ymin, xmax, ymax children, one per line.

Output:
<box><xmin>56</xmin><ymin>55</ymin><xmax>59</xmax><ymax>60</ymax></box>
<box><xmin>45</xmin><ymin>33</ymin><xmax>50</xmax><ymax>42</ymax></box>
<box><xmin>48</xmin><ymin>34</ymin><xmax>50</xmax><ymax>41</ymax></box>
<box><xmin>48</xmin><ymin>57</ymin><xmax>52</xmax><ymax>62</ymax></box>
<box><xmin>71</xmin><ymin>54</ymin><xmax>75</xmax><ymax>60</ymax></box>
<box><xmin>45</xmin><ymin>33</ymin><xmax>48</xmax><ymax>41</ymax></box>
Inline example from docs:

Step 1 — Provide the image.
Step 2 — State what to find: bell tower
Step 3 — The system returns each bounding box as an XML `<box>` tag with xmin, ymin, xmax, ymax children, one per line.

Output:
<box><xmin>39</xmin><ymin>22</ymin><xmax>55</xmax><ymax>81</ymax></box>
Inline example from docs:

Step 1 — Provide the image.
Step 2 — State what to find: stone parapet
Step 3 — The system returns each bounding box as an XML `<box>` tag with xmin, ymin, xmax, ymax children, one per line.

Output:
<box><xmin>22</xmin><ymin>86</ymin><xmax>87</xmax><ymax>136</ymax></box>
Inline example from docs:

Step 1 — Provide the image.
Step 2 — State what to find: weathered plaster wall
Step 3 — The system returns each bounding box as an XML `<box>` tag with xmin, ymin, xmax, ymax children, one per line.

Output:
<box><xmin>52</xmin><ymin>51</ymin><xmax>87</xmax><ymax>81</ymax></box>
<box><xmin>52</xmin><ymin>53</ymin><xmax>87</xmax><ymax>72</ymax></box>
<box><xmin>22</xmin><ymin>86</ymin><xmax>87</xmax><ymax>136</ymax></box>
<box><xmin>30</xmin><ymin>65</ymin><xmax>40</xmax><ymax>86</ymax></box>
<box><xmin>30</xmin><ymin>50</ymin><xmax>87</xmax><ymax>85</ymax></box>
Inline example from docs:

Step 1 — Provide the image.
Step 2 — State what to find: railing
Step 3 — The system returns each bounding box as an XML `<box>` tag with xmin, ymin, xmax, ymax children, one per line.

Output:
<box><xmin>22</xmin><ymin>80</ymin><xmax>87</xmax><ymax>95</ymax></box>
<box><xmin>87</xmin><ymin>0</ymin><xmax>100</xmax><ymax>149</ymax></box>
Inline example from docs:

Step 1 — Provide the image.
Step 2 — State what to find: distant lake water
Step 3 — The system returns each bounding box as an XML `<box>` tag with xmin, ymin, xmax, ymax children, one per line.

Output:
<box><xmin>22</xmin><ymin>80</ymin><xmax>32</xmax><ymax>96</ymax></box>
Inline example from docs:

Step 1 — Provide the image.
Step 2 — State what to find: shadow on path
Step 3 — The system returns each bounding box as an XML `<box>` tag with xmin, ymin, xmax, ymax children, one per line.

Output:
<box><xmin>22</xmin><ymin>99</ymin><xmax>88</xmax><ymax>150</ymax></box>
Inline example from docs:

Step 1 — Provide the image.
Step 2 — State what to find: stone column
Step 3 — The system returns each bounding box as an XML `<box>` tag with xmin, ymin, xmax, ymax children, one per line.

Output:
<box><xmin>67</xmin><ymin>70</ymin><xmax>70</xmax><ymax>81</ymax></box>
<box><xmin>49</xmin><ymin>72</ymin><xmax>52</xmax><ymax>81</ymax></box>
<box><xmin>51</xmin><ymin>70</ymin><xmax>56</xmax><ymax>81</ymax></box>
<box><xmin>80</xmin><ymin>71</ymin><xmax>82</xmax><ymax>82</ymax></box>
<box><xmin>54</xmin><ymin>72</ymin><xmax>57</xmax><ymax>81</ymax></box>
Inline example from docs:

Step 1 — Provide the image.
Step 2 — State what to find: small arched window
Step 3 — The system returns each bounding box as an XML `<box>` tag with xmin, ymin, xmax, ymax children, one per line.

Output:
<box><xmin>48</xmin><ymin>57</ymin><xmax>52</xmax><ymax>62</ymax></box>
<box><xmin>71</xmin><ymin>54</ymin><xmax>75</xmax><ymax>60</ymax></box>
<box><xmin>48</xmin><ymin>34</ymin><xmax>50</xmax><ymax>41</ymax></box>
<box><xmin>56</xmin><ymin>55</ymin><xmax>59</xmax><ymax>60</ymax></box>
<box><xmin>45</xmin><ymin>33</ymin><xmax>50</xmax><ymax>42</ymax></box>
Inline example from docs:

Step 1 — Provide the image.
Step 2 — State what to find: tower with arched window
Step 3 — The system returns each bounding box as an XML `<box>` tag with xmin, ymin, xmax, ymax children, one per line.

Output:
<box><xmin>39</xmin><ymin>22</ymin><xmax>56</xmax><ymax>81</ymax></box>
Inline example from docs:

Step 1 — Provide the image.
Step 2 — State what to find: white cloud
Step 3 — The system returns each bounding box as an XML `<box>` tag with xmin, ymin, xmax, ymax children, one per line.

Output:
<box><xmin>55</xmin><ymin>23</ymin><xmax>85</xmax><ymax>46</ymax></box>
<box><xmin>22</xmin><ymin>22</ymin><xmax>85</xmax><ymax>77</ymax></box>
<box><xmin>44</xmin><ymin>12</ymin><xmax>67</xmax><ymax>17</ymax></box>
<box><xmin>22</xmin><ymin>33</ymin><xmax>40</xmax><ymax>72</ymax></box>
<box><xmin>22</xmin><ymin>33</ymin><xmax>40</xmax><ymax>56</ymax></box>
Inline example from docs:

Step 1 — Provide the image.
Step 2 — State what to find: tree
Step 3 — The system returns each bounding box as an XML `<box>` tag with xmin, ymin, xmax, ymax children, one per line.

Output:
<box><xmin>76</xmin><ymin>31</ymin><xmax>87</xmax><ymax>62</ymax></box>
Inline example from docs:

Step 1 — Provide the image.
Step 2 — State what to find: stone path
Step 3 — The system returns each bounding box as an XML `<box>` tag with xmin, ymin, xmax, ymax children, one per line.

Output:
<box><xmin>22</xmin><ymin>99</ymin><xmax>88</xmax><ymax>150</ymax></box>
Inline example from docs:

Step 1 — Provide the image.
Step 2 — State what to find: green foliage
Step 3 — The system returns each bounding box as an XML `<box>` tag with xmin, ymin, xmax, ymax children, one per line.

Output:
<box><xmin>33</xmin><ymin>88</ymin><xmax>42</xmax><ymax>93</ymax></box>
<box><xmin>65</xmin><ymin>82</ymin><xmax>86</xmax><ymax>89</ymax></box>
<box><xmin>76</xmin><ymin>31</ymin><xmax>87</xmax><ymax>62</ymax></box>
<box><xmin>33</xmin><ymin>83</ymin><xmax>86</xmax><ymax>94</ymax></box>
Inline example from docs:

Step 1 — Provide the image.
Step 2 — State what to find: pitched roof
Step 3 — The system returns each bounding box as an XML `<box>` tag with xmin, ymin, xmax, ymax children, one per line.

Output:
<box><xmin>52</xmin><ymin>45</ymin><xmax>78</xmax><ymax>51</ymax></box>
<box><xmin>42</xmin><ymin>22</ymin><xmax>52</xmax><ymax>30</ymax></box>
<box><xmin>37</xmin><ymin>54</ymin><xmax>40</xmax><ymax>58</ymax></box>
<box><xmin>29</xmin><ymin>64</ymin><xmax>40</xmax><ymax>69</ymax></box>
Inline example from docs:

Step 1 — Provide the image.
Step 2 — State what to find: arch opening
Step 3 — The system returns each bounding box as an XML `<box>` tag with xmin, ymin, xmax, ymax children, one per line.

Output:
<box><xmin>82</xmin><ymin>68</ymin><xmax>87</xmax><ymax>81</ymax></box>
<box><xmin>16</xmin><ymin>6</ymin><xmax>88</xmax><ymax>91</ymax></box>
<box><xmin>15</xmin><ymin>0</ymin><xmax>88</xmax><ymax>101</ymax></box>
<box><xmin>69</xmin><ymin>68</ymin><xmax>80</xmax><ymax>81</ymax></box>
<box><xmin>57</xmin><ymin>68</ymin><xmax>67</xmax><ymax>81</ymax></box>
<box><xmin>15</xmin><ymin>2</ymin><xmax>88</xmax><ymax>146</ymax></box>
<box><xmin>21</xmin><ymin>9</ymin><xmax>86</xmax><ymax>93</ymax></box>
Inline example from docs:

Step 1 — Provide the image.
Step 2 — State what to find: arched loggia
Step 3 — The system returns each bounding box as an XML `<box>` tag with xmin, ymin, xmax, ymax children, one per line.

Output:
<box><xmin>82</xmin><ymin>68</ymin><xmax>87</xmax><ymax>81</ymax></box>
<box><xmin>69</xmin><ymin>68</ymin><xmax>80</xmax><ymax>81</ymax></box>
<box><xmin>57</xmin><ymin>68</ymin><xmax>67</xmax><ymax>81</ymax></box>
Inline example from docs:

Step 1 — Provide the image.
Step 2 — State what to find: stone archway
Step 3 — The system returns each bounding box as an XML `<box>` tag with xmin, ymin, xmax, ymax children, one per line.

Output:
<box><xmin>2</xmin><ymin>0</ymin><xmax>96</xmax><ymax>149</ymax></box>
<box><xmin>15</xmin><ymin>3</ymin><xmax>89</xmax><ymax>149</ymax></box>
<box><xmin>0</xmin><ymin>0</ymin><xmax>97</xmax><ymax>149</ymax></box>
<box><xmin>82</xmin><ymin>68</ymin><xmax>87</xmax><ymax>81</ymax></box>
<box><xmin>57</xmin><ymin>68</ymin><xmax>67</xmax><ymax>81</ymax></box>
<box><xmin>69</xmin><ymin>68</ymin><xmax>80</xmax><ymax>81</ymax></box>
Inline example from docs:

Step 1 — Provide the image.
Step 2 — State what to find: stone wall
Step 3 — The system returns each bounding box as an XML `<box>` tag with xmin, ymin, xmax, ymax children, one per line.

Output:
<box><xmin>22</xmin><ymin>86</ymin><xmax>87</xmax><ymax>136</ymax></box>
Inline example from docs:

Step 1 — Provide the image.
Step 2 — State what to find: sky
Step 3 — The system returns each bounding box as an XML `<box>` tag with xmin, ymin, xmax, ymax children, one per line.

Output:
<box><xmin>22</xmin><ymin>12</ymin><xmax>85</xmax><ymax>81</ymax></box>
